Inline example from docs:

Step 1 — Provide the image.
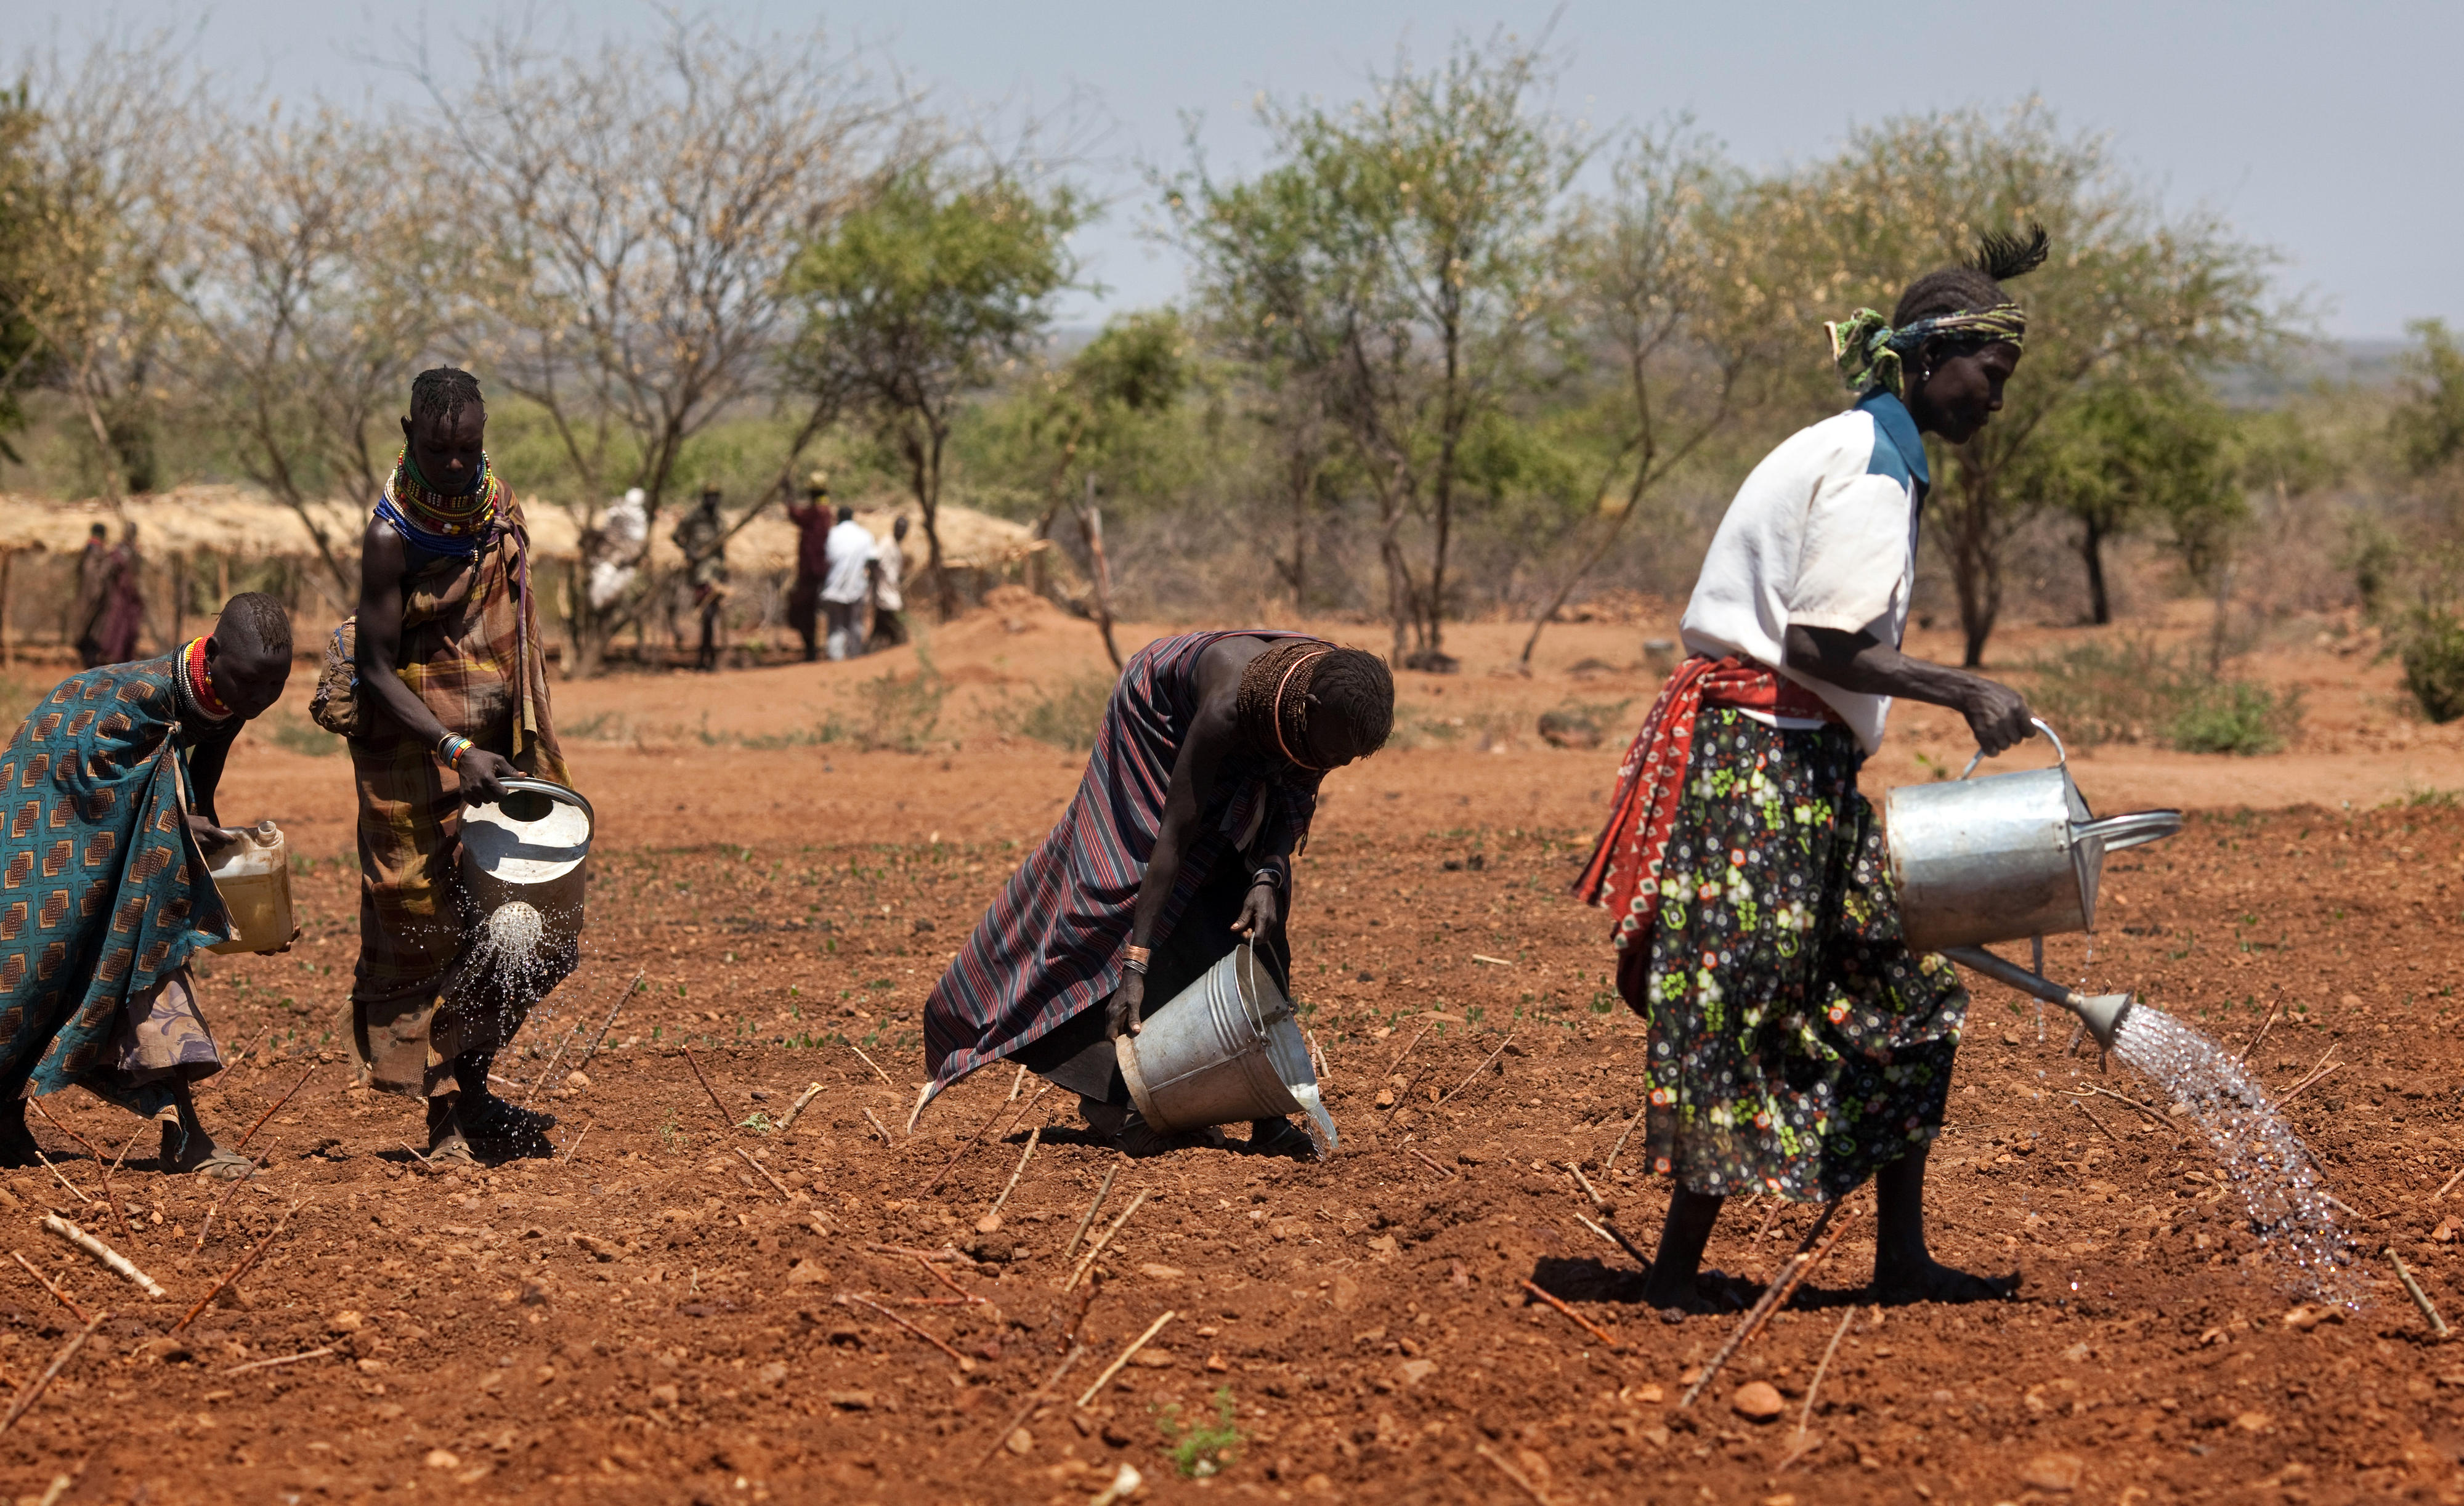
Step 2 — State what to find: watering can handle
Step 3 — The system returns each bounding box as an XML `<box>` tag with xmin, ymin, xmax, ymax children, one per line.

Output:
<box><xmin>474</xmin><ymin>776</ymin><xmax>597</xmax><ymax>825</ymax></box>
<box><xmin>1958</xmin><ymin>718</ymin><xmax>2065</xmax><ymax>780</ymax></box>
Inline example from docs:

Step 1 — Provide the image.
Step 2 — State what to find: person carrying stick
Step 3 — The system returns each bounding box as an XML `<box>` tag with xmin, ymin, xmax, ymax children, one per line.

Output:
<box><xmin>1573</xmin><ymin>232</ymin><xmax>2054</xmax><ymax>1308</ymax></box>
<box><xmin>0</xmin><ymin>593</ymin><xmax>296</xmax><ymax>1178</ymax></box>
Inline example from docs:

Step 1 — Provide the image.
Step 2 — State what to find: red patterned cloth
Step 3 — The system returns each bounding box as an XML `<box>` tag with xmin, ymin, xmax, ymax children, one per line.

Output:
<box><xmin>1572</xmin><ymin>656</ymin><xmax>1840</xmax><ymax>948</ymax></box>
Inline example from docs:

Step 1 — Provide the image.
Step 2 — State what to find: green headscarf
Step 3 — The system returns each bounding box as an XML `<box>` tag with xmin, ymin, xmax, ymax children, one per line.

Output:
<box><xmin>1825</xmin><ymin>304</ymin><xmax>2028</xmax><ymax>397</ymax></box>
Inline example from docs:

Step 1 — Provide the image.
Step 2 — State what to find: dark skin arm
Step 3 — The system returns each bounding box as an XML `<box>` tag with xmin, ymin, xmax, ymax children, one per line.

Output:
<box><xmin>355</xmin><ymin>519</ymin><xmax>517</xmax><ymax>802</ymax></box>
<box><xmin>1106</xmin><ymin>636</ymin><xmax>1288</xmax><ymax>1040</ymax></box>
<box><xmin>184</xmin><ymin>729</ymin><xmax>239</xmax><ymax>849</ymax></box>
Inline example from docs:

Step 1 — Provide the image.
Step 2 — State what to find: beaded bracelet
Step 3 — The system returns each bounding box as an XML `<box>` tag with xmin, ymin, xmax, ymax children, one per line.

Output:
<box><xmin>436</xmin><ymin>733</ymin><xmax>474</xmax><ymax>767</ymax></box>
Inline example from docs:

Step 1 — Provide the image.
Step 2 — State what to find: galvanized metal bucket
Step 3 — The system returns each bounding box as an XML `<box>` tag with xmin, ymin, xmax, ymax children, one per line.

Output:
<box><xmin>1115</xmin><ymin>942</ymin><xmax>1338</xmax><ymax>1152</ymax></box>
<box><xmin>1885</xmin><ymin>721</ymin><xmax>2179</xmax><ymax>953</ymax></box>
<box><xmin>460</xmin><ymin>776</ymin><xmax>593</xmax><ymax>949</ymax></box>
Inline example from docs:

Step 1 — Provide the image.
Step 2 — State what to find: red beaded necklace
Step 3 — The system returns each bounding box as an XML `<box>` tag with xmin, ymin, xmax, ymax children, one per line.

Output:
<box><xmin>182</xmin><ymin>637</ymin><xmax>233</xmax><ymax>721</ymax></box>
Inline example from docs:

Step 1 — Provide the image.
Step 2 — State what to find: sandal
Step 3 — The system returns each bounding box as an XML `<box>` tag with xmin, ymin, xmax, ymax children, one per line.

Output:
<box><xmin>1244</xmin><ymin>1117</ymin><xmax>1318</xmax><ymax>1160</ymax></box>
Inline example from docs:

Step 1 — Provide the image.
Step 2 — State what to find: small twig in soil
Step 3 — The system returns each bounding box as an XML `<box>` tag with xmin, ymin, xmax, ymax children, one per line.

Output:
<box><xmin>849</xmin><ymin>1043</ymin><xmax>893</xmax><ymax>1086</ymax></box>
<box><xmin>2277</xmin><ymin>1059</ymin><xmax>2341</xmax><ymax>1107</ymax></box>
<box><xmin>222</xmin><ymin>1346</ymin><xmax>334</xmax><ymax>1377</ymax></box>
<box><xmin>1575</xmin><ymin>1213</ymin><xmax>1653</xmax><ymax>1271</ymax></box>
<box><xmin>30</xmin><ymin>1151</ymin><xmax>89</xmax><ymax>1207</ymax></box>
<box><xmin>1381</xmin><ymin>1024</ymin><xmax>1434</xmax><ymax>1080</ymax></box>
<box><xmin>980</xmin><ymin>1127</ymin><xmax>1040</xmax><ymax>1228</ymax></box>
<box><xmin>1434</xmin><ymin>1034</ymin><xmax>1517</xmax><ymax>1108</ymax></box>
<box><xmin>195</xmin><ymin>1151</ymin><xmax>269</xmax><ymax>1249</ymax></box>
<box><xmin>559</xmin><ymin>1121</ymin><xmax>594</xmax><ymax>1166</ymax></box>
<box><xmin>863</xmin><ymin>1242</ymin><xmax>975</xmax><ymax>1265</ymax></box>
<box><xmin>1304</xmin><ymin>1027</ymin><xmax>1329</xmax><ymax>1085</ymax></box>
<box><xmin>0</xmin><ymin>1310</ymin><xmax>107</xmax><ymax>1436</ymax></box>
<box><xmin>173</xmin><ymin>1202</ymin><xmax>302</xmax><ymax>1334</ymax></box>
<box><xmin>1473</xmin><ymin>1442</ymin><xmax>1558</xmax><ymax>1506</ymax></box>
<box><xmin>1061</xmin><ymin>1165</ymin><xmax>1119</xmax><ymax>1263</ymax></box>
<box><xmin>838</xmin><ymin>1292</ymin><xmax>975</xmax><ymax>1371</ymax></box>
<box><xmin>1564</xmin><ymin>1162</ymin><xmax>1608</xmax><ymax>1209</ymax></box>
<box><xmin>1407</xmin><ymin>1146</ymin><xmax>1458</xmax><ymax>1181</ymax></box>
<box><xmin>9</xmin><ymin>1252</ymin><xmax>89</xmax><ymax>1324</ymax></box>
<box><xmin>1680</xmin><ymin>1201</ymin><xmax>1857</xmax><ymax>1409</ymax></box>
<box><xmin>2434</xmin><ymin>1162</ymin><xmax>2464</xmax><ymax>1203</ymax></box>
<box><xmin>1008</xmin><ymin>1064</ymin><xmax>1027</xmax><ymax>1102</ymax></box>
<box><xmin>2235</xmin><ymin>994</ymin><xmax>2284</xmax><ymax>1063</ymax></box>
<box><xmin>41</xmin><ymin>1214</ymin><xmax>163</xmax><ymax>1297</ymax></box>
<box><xmin>517</xmin><ymin>1020</ymin><xmax>587</xmax><ymax>1109</ymax></box>
<box><xmin>1781</xmin><ymin>1303</ymin><xmax>1865</xmax><ymax>1470</ymax></box>
<box><xmin>1751</xmin><ymin>1199</ymin><xmax>1786</xmax><ymax>1246</ymax></box>
<box><xmin>1064</xmin><ymin>1190</ymin><xmax>1149</xmax><ymax>1292</ymax></box>
<box><xmin>915</xmin><ymin>1253</ymin><xmax>987</xmax><ymax>1305</ymax></box>
<box><xmin>776</xmin><ymin>1082</ymin><xmax>824</xmax><ymax>1134</ymax></box>
<box><xmin>2389</xmin><ymin>1247</ymin><xmax>2450</xmax><ymax>1339</ymax></box>
<box><xmin>575</xmin><ymin>968</ymin><xmax>646</xmax><ymax>1072</ymax></box>
<box><xmin>1520</xmin><ymin>1279</ymin><xmax>1623</xmax><ymax>1352</ymax></box>
<box><xmin>679</xmin><ymin>1046</ymin><xmax>734</xmax><ymax>1127</ymax></box>
<box><xmin>2070</xmin><ymin>1096</ymin><xmax>2126</xmax><ymax>1148</ymax></box>
<box><xmin>26</xmin><ymin>1104</ymin><xmax>126</xmax><ymax>1245</ymax></box>
<box><xmin>213</xmin><ymin>1026</ymin><xmax>272</xmax><ymax>1088</ymax></box>
<box><xmin>862</xmin><ymin>1108</ymin><xmax>894</xmax><ymax>1148</ymax></box>
<box><xmin>232</xmin><ymin>1064</ymin><xmax>317</xmax><ymax>1151</ymax></box>
<box><xmin>925</xmin><ymin>1085</ymin><xmax>1052</xmax><ymax>1192</ymax></box>
<box><xmin>395</xmin><ymin>1141</ymin><xmax>434</xmax><ymax>1171</ymax></box>
<box><xmin>973</xmin><ymin>1342</ymin><xmax>1085</xmax><ymax>1468</ymax></box>
<box><xmin>1603</xmin><ymin>1102</ymin><xmax>1646</xmax><ymax>1175</ymax></box>
<box><xmin>734</xmin><ymin>1148</ymin><xmax>793</xmax><ymax>1200</ymax></box>
<box><xmin>1074</xmin><ymin>1309</ymin><xmax>1175</xmax><ymax>1409</ymax></box>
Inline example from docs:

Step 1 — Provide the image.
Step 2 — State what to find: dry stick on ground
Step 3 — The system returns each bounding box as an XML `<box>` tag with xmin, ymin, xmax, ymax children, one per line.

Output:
<box><xmin>1008</xmin><ymin>1064</ymin><xmax>1027</xmax><ymax>1102</ymax></box>
<box><xmin>838</xmin><ymin>1293</ymin><xmax>975</xmax><ymax>1371</ymax></box>
<box><xmin>973</xmin><ymin>1342</ymin><xmax>1086</xmax><ymax>1469</ymax></box>
<box><xmin>1061</xmin><ymin>1165</ymin><xmax>1119</xmax><ymax>1263</ymax></box>
<box><xmin>734</xmin><ymin>1148</ymin><xmax>793</xmax><ymax>1200</ymax></box>
<box><xmin>776</xmin><ymin>1083</ymin><xmax>825</xmax><ymax>1135</ymax></box>
<box><xmin>211</xmin><ymin>1026</ymin><xmax>272</xmax><ymax>1090</ymax></box>
<box><xmin>2236</xmin><ymin>994</ymin><xmax>2285</xmax><ymax>1063</ymax></box>
<box><xmin>222</xmin><ymin>1347</ymin><xmax>333</xmax><ymax>1377</ymax></box>
<box><xmin>232</xmin><ymin>1064</ymin><xmax>316</xmax><ymax>1151</ymax></box>
<box><xmin>2434</xmin><ymin>1163</ymin><xmax>2464</xmax><ymax>1203</ymax></box>
<box><xmin>1564</xmin><ymin>1162</ymin><xmax>1609</xmax><ymax>1209</ymax></box>
<box><xmin>2070</xmin><ymin>1096</ymin><xmax>2126</xmax><ymax>1148</ymax></box>
<box><xmin>981</xmin><ymin>1127</ymin><xmax>1040</xmax><ymax>1226</ymax></box>
<box><xmin>849</xmin><ymin>1044</ymin><xmax>893</xmax><ymax>1086</ymax></box>
<box><xmin>915</xmin><ymin>1253</ymin><xmax>988</xmax><ymax>1306</ymax></box>
<box><xmin>1603</xmin><ymin>1103</ymin><xmax>1647</xmax><ymax>1175</ymax></box>
<box><xmin>2277</xmin><ymin>1061</ymin><xmax>2342</xmax><ymax>1108</ymax></box>
<box><xmin>2390</xmin><ymin>1247</ymin><xmax>2451</xmax><ymax>1338</ymax></box>
<box><xmin>394</xmin><ymin>1143</ymin><xmax>433</xmax><ymax>1174</ymax></box>
<box><xmin>30</xmin><ymin>1151</ymin><xmax>88</xmax><ymax>1207</ymax></box>
<box><xmin>1781</xmin><ymin>1303</ymin><xmax>1865</xmax><ymax>1470</ymax></box>
<box><xmin>2072</xmin><ymin>1085</ymin><xmax>2189</xmax><ymax>1143</ymax></box>
<box><xmin>1074</xmin><ymin>1310</ymin><xmax>1176</xmax><ymax>1409</ymax></box>
<box><xmin>862</xmin><ymin>1109</ymin><xmax>894</xmax><ymax>1148</ymax></box>
<box><xmin>560</xmin><ymin>1121</ymin><xmax>594</xmax><ymax>1167</ymax></box>
<box><xmin>679</xmin><ymin>1047</ymin><xmax>735</xmax><ymax>1127</ymax></box>
<box><xmin>517</xmin><ymin>1020</ymin><xmax>588</xmax><ymax>1109</ymax></box>
<box><xmin>925</xmin><ymin>1085</ymin><xmax>1052</xmax><ymax>1194</ymax></box>
<box><xmin>26</xmin><ymin>1104</ymin><xmax>127</xmax><ymax>1245</ymax></box>
<box><xmin>1576</xmin><ymin>1213</ymin><xmax>1654</xmax><ymax>1271</ymax></box>
<box><xmin>1521</xmin><ymin>1279</ymin><xmax>1623</xmax><ymax>1353</ymax></box>
<box><xmin>1064</xmin><ymin>1191</ymin><xmax>1149</xmax><ymax>1292</ymax></box>
<box><xmin>1408</xmin><ymin>1147</ymin><xmax>1458</xmax><ymax>1181</ymax></box>
<box><xmin>41</xmin><ymin>1215</ymin><xmax>163</xmax><ymax>1297</ymax></box>
<box><xmin>1304</xmin><ymin>1027</ymin><xmax>1329</xmax><ymax>1085</ymax></box>
<box><xmin>0</xmin><ymin>1310</ymin><xmax>107</xmax><ymax>1437</ymax></box>
<box><xmin>10</xmin><ymin>1252</ymin><xmax>89</xmax><ymax>1324</ymax></box>
<box><xmin>1434</xmin><ymin>1034</ymin><xmax>1518</xmax><ymax>1109</ymax></box>
<box><xmin>194</xmin><ymin>1152</ymin><xmax>269</xmax><ymax>1250</ymax></box>
<box><xmin>573</xmin><ymin>969</ymin><xmax>646</xmax><ymax>1073</ymax></box>
<box><xmin>173</xmin><ymin>1203</ymin><xmax>302</xmax><ymax>1335</ymax></box>
<box><xmin>1679</xmin><ymin>1202</ymin><xmax>1857</xmax><ymax>1409</ymax></box>
<box><xmin>1381</xmin><ymin>1024</ymin><xmax>1434</xmax><ymax>1080</ymax></box>
<box><xmin>1472</xmin><ymin>1442</ymin><xmax>1558</xmax><ymax>1506</ymax></box>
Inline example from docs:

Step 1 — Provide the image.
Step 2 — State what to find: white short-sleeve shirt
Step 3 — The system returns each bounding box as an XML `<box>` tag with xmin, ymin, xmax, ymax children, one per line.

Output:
<box><xmin>822</xmin><ymin>520</ymin><xmax>877</xmax><ymax>605</ymax></box>
<box><xmin>1677</xmin><ymin>390</ymin><xmax>1929</xmax><ymax>755</ymax></box>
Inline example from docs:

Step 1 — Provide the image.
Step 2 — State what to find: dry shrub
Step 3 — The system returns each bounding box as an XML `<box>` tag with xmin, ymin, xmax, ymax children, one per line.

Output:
<box><xmin>2023</xmin><ymin>638</ymin><xmax>2304</xmax><ymax>755</ymax></box>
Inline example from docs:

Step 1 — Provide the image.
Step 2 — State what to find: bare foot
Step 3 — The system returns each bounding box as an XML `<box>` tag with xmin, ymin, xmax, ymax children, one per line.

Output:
<box><xmin>1874</xmin><ymin>1254</ymin><xmax>2020</xmax><ymax>1306</ymax></box>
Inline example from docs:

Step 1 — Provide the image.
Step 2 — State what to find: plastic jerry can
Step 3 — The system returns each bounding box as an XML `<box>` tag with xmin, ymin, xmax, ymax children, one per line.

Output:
<box><xmin>205</xmin><ymin>820</ymin><xmax>295</xmax><ymax>955</ymax></box>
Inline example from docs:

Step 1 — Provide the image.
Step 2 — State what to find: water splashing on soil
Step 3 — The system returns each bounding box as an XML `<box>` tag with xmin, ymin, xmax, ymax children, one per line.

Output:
<box><xmin>2109</xmin><ymin>1005</ymin><xmax>2358</xmax><ymax>1302</ymax></box>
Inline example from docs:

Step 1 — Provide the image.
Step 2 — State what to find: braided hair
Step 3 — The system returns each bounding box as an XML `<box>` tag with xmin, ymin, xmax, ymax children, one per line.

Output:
<box><xmin>1892</xmin><ymin>225</ymin><xmax>2051</xmax><ymax>328</ymax></box>
<box><xmin>1234</xmin><ymin>639</ymin><xmax>1395</xmax><ymax>769</ymax></box>
<box><xmin>410</xmin><ymin>366</ymin><xmax>485</xmax><ymax>426</ymax></box>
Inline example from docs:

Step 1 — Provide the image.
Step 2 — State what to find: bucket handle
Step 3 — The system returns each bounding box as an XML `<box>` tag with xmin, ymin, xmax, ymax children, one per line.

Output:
<box><xmin>1237</xmin><ymin>939</ymin><xmax>1295</xmax><ymax>1030</ymax></box>
<box><xmin>1958</xmin><ymin>718</ymin><xmax>2065</xmax><ymax>780</ymax></box>
<box><xmin>471</xmin><ymin>775</ymin><xmax>595</xmax><ymax>828</ymax></box>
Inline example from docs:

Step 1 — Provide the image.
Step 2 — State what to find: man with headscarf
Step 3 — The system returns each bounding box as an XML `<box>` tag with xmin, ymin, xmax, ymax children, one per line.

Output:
<box><xmin>922</xmin><ymin>633</ymin><xmax>1393</xmax><ymax>1157</ymax></box>
<box><xmin>1576</xmin><ymin>230</ymin><xmax>2052</xmax><ymax>1310</ymax></box>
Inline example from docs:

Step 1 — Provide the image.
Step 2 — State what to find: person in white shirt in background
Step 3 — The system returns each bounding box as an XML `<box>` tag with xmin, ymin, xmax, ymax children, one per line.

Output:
<box><xmin>867</xmin><ymin>515</ymin><xmax>910</xmax><ymax>650</ymax></box>
<box><xmin>586</xmin><ymin>488</ymin><xmax>648</xmax><ymax>613</ymax></box>
<box><xmin>821</xmin><ymin>504</ymin><xmax>875</xmax><ymax>661</ymax></box>
<box><xmin>1574</xmin><ymin>228</ymin><xmax>2052</xmax><ymax>1314</ymax></box>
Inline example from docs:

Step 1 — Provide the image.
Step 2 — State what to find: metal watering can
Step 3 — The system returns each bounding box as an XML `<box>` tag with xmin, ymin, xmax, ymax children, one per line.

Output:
<box><xmin>1114</xmin><ymin>941</ymin><xmax>1338</xmax><ymax>1154</ymax></box>
<box><xmin>1884</xmin><ymin>720</ymin><xmax>2181</xmax><ymax>1047</ymax></box>
<box><xmin>459</xmin><ymin>777</ymin><xmax>593</xmax><ymax>953</ymax></box>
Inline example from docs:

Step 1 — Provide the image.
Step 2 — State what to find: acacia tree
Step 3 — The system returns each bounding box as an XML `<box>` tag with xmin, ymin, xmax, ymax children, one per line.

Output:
<box><xmin>427</xmin><ymin>15</ymin><xmax>898</xmax><ymax>672</ymax></box>
<box><xmin>1740</xmin><ymin>103</ymin><xmax>2290</xmax><ymax>665</ymax></box>
<box><xmin>164</xmin><ymin>104</ymin><xmax>450</xmax><ymax>607</ymax></box>
<box><xmin>1166</xmin><ymin>31</ymin><xmax>1586</xmax><ymax>668</ymax></box>
<box><xmin>0</xmin><ymin>88</ymin><xmax>42</xmax><ymax>458</ymax></box>
<box><xmin>786</xmin><ymin>161</ymin><xmax>1085</xmax><ymax>619</ymax></box>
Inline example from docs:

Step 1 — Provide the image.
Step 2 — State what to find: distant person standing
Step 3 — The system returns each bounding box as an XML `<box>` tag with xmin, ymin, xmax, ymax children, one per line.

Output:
<box><xmin>586</xmin><ymin>487</ymin><xmax>649</xmax><ymax>611</ymax></box>
<box><xmin>868</xmin><ymin>514</ymin><xmax>910</xmax><ymax>651</ymax></box>
<box><xmin>673</xmin><ymin>487</ymin><xmax>729</xmax><ymax>672</ymax></box>
<box><xmin>92</xmin><ymin>523</ymin><xmax>146</xmax><ymax>665</ymax></box>
<box><xmin>70</xmin><ymin>522</ymin><xmax>113</xmax><ymax>666</ymax></box>
<box><xmin>821</xmin><ymin>504</ymin><xmax>875</xmax><ymax>661</ymax></box>
<box><xmin>785</xmin><ymin>473</ymin><xmax>834</xmax><ymax>663</ymax></box>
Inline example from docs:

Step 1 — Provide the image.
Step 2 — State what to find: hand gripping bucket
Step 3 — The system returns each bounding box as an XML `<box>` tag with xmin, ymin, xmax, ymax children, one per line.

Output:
<box><xmin>1113</xmin><ymin>942</ymin><xmax>1339</xmax><ymax>1155</ymax></box>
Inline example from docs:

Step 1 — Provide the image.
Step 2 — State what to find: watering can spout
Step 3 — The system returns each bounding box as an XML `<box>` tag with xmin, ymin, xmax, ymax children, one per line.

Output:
<box><xmin>1942</xmin><ymin>944</ymin><xmax>2136</xmax><ymax>1051</ymax></box>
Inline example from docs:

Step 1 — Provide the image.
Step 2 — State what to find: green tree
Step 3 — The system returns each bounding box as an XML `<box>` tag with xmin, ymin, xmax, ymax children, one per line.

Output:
<box><xmin>1166</xmin><ymin>30</ymin><xmax>1587</xmax><ymax>668</ymax></box>
<box><xmin>788</xmin><ymin>162</ymin><xmax>1087</xmax><ymax>618</ymax></box>
<box><xmin>0</xmin><ymin>87</ymin><xmax>42</xmax><ymax>460</ymax></box>
<box><xmin>1735</xmin><ymin>102</ymin><xmax>2290</xmax><ymax>665</ymax></box>
<box><xmin>2392</xmin><ymin>318</ymin><xmax>2464</xmax><ymax>477</ymax></box>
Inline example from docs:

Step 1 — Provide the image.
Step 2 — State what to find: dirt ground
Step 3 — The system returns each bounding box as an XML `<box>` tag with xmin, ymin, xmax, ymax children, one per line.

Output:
<box><xmin>0</xmin><ymin>597</ymin><xmax>2460</xmax><ymax>1505</ymax></box>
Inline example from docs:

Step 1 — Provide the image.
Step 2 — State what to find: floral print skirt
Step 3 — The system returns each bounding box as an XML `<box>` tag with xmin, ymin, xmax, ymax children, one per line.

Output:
<box><xmin>1617</xmin><ymin>709</ymin><xmax>1965</xmax><ymax>1202</ymax></box>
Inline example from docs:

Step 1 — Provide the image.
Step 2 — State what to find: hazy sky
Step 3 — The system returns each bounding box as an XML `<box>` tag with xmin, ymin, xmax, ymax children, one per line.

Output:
<box><xmin>30</xmin><ymin>1</ymin><xmax>2461</xmax><ymax>339</ymax></box>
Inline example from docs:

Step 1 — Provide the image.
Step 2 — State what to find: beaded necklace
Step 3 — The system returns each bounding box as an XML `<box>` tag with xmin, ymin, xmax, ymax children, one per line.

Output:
<box><xmin>181</xmin><ymin>638</ymin><xmax>233</xmax><ymax>721</ymax></box>
<box><xmin>376</xmin><ymin>445</ymin><xmax>502</xmax><ymax>558</ymax></box>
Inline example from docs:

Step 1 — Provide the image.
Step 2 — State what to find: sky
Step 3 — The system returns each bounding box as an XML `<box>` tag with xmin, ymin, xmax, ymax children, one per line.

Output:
<box><xmin>26</xmin><ymin>0</ymin><xmax>2463</xmax><ymax>340</ymax></box>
